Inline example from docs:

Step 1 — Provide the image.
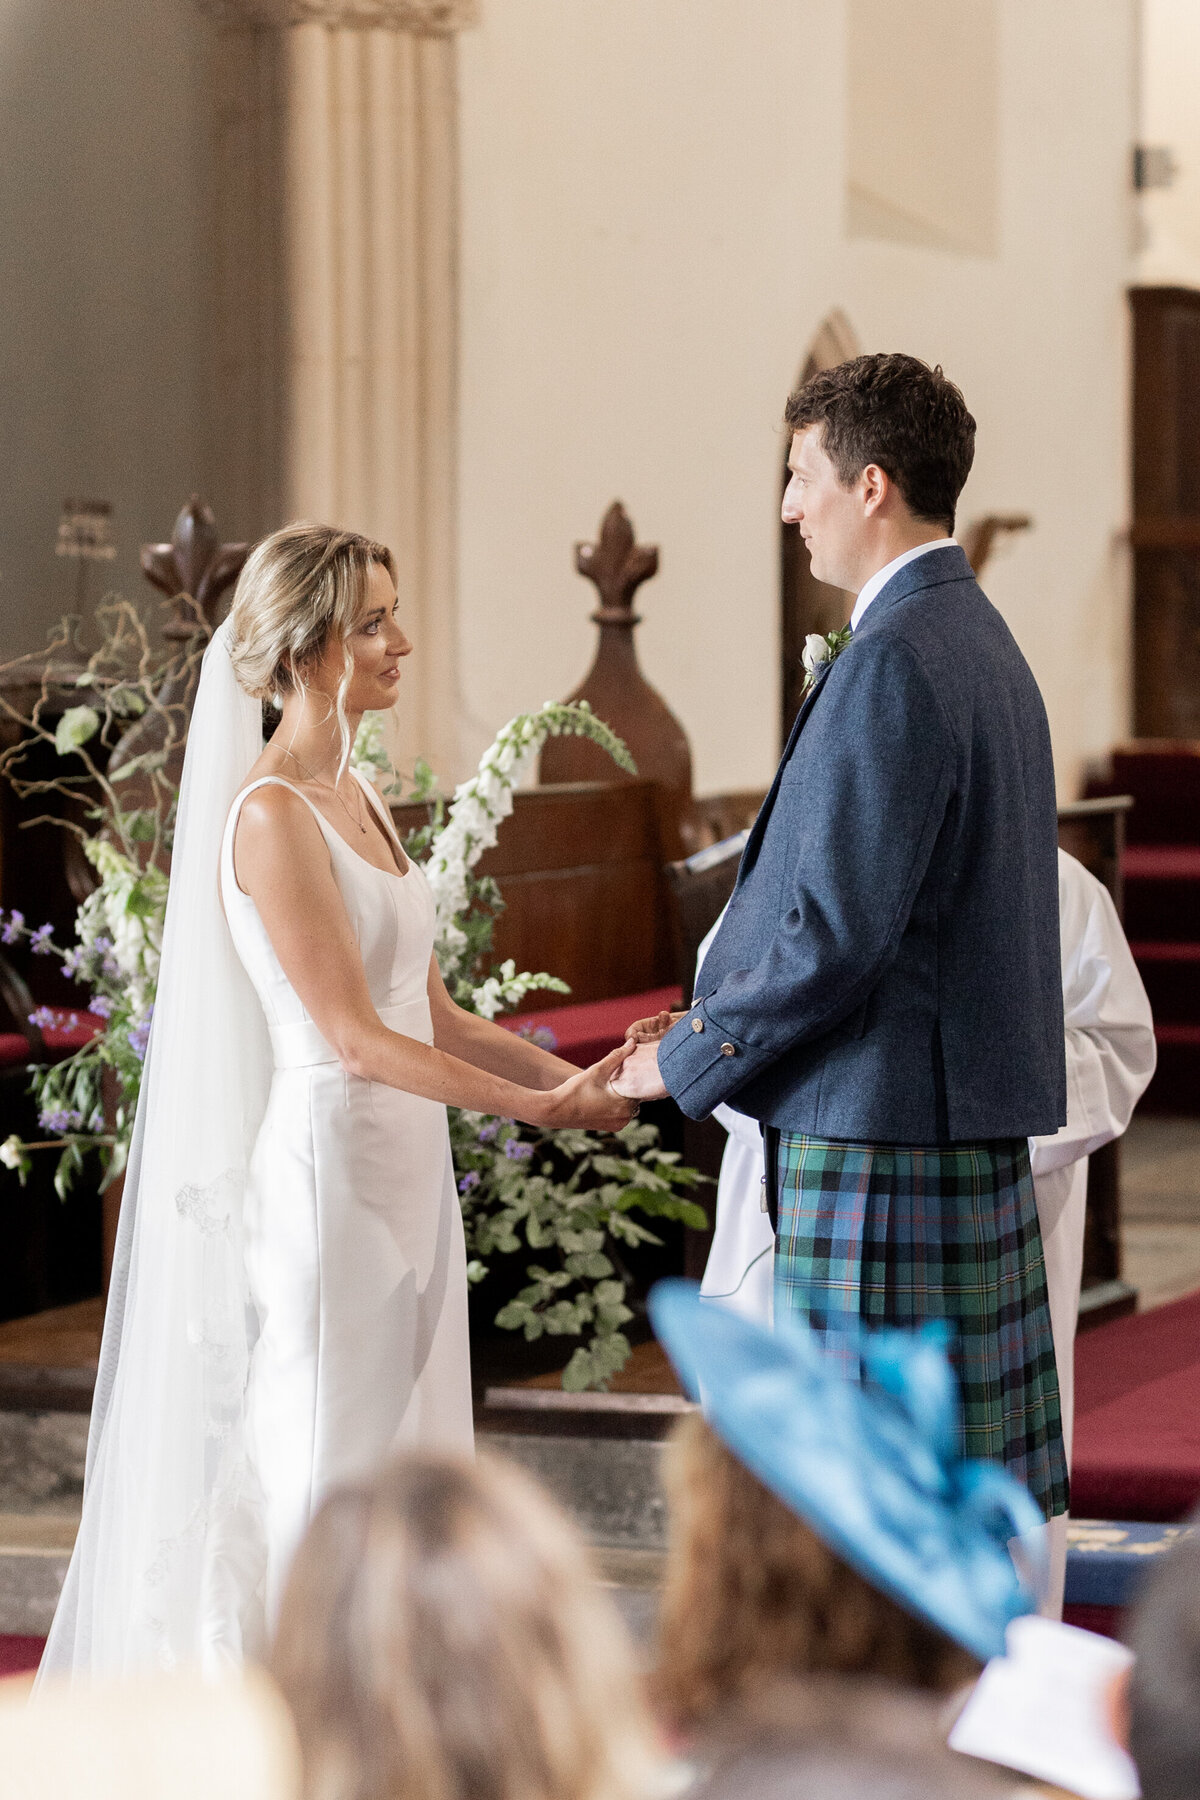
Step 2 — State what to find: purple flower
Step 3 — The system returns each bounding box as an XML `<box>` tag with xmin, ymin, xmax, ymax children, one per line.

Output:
<box><xmin>30</xmin><ymin>924</ymin><xmax>55</xmax><ymax>955</ymax></box>
<box><xmin>1</xmin><ymin>910</ymin><xmax>24</xmax><ymax>945</ymax></box>
<box><xmin>27</xmin><ymin>1006</ymin><xmax>57</xmax><ymax>1031</ymax></box>
<box><xmin>61</xmin><ymin>948</ymin><xmax>81</xmax><ymax>978</ymax></box>
<box><xmin>88</xmin><ymin>995</ymin><xmax>115</xmax><ymax>1020</ymax></box>
<box><xmin>37</xmin><ymin>1108</ymin><xmax>83</xmax><ymax>1133</ymax></box>
<box><xmin>503</xmin><ymin>1137</ymin><xmax>534</xmax><ymax>1162</ymax></box>
<box><xmin>457</xmin><ymin>1170</ymin><xmax>480</xmax><ymax>1195</ymax></box>
<box><xmin>126</xmin><ymin>1007</ymin><xmax>154</xmax><ymax>1061</ymax></box>
<box><xmin>477</xmin><ymin>1119</ymin><xmax>500</xmax><ymax>1145</ymax></box>
<box><xmin>516</xmin><ymin>1023</ymin><xmax>559</xmax><ymax>1052</ymax></box>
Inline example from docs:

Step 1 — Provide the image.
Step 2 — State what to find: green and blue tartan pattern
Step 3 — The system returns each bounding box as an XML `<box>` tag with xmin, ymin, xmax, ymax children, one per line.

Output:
<box><xmin>773</xmin><ymin>1134</ymin><xmax>1069</xmax><ymax>1520</ymax></box>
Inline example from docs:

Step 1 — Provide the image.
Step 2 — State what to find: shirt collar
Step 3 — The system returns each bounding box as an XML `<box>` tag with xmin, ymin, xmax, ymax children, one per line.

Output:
<box><xmin>850</xmin><ymin>538</ymin><xmax>955</xmax><ymax>632</ymax></box>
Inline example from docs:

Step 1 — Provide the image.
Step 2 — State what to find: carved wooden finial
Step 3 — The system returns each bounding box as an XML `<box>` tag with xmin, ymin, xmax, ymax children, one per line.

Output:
<box><xmin>541</xmin><ymin>500</ymin><xmax>694</xmax><ymax>857</ymax></box>
<box><xmin>575</xmin><ymin>502</ymin><xmax>659</xmax><ymax>623</ymax></box>
<box><xmin>141</xmin><ymin>497</ymin><xmax>249</xmax><ymax>641</ymax></box>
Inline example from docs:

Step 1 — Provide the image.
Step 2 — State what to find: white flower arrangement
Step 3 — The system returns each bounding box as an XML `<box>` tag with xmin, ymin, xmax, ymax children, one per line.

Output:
<box><xmin>376</xmin><ymin>699</ymin><xmax>634</xmax><ymax>1016</ymax></box>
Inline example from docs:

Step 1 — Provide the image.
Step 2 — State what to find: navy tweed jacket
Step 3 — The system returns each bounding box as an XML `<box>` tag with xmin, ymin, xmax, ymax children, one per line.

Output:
<box><xmin>658</xmin><ymin>544</ymin><xmax>1067</xmax><ymax>1143</ymax></box>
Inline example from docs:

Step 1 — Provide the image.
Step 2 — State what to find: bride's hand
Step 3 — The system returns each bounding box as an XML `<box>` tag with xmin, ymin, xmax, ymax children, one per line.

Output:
<box><xmin>538</xmin><ymin>1040</ymin><xmax>640</xmax><ymax>1132</ymax></box>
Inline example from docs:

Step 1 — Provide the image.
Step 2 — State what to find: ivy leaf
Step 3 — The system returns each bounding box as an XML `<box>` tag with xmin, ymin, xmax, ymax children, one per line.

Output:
<box><xmin>110</xmin><ymin>749</ymin><xmax>169</xmax><ymax>783</ymax></box>
<box><xmin>121</xmin><ymin>810</ymin><xmax>158</xmax><ymax>844</ymax></box>
<box><xmin>107</xmin><ymin>687</ymin><xmax>147</xmax><ymax>718</ymax></box>
<box><xmin>564</xmin><ymin>1251</ymin><xmax>613</xmax><ymax>1279</ymax></box>
<box><xmin>54</xmin><ymin>706</ymin><xmax>100</xmax><ymax>756</ymax></box>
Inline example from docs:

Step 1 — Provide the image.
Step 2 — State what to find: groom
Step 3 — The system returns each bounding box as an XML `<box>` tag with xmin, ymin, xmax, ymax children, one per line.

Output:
<box><xmin>617</xmin><ymin>353</ymin><xmax>1069</xmax><ymax>1518</ymax></box>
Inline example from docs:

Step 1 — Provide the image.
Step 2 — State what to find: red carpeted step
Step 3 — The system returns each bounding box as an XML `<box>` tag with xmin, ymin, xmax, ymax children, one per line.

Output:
<box><xmin>1073</xmin><ymin>1288</ymin><xmax>1200</xmax><ymax>1522</ymax></box>
<box><xmin>0</xmin><ymin>1634</ymin><xmax>43</xmax><ymax>1677</ymax></box>
<box><xmin>1124</xmin><ymin>849</ymin><xmax>1200</xmax><ymax>943</ymax></box>
<box><xmin>1088</xmin><ymin>748</ymin><xmax>1200</xmax><ymax>845</ymax></box>
<box><xmin>1131</xmin><ymin>943</ymin><xmax>1200</xmax><ymax>1023</ymax></box>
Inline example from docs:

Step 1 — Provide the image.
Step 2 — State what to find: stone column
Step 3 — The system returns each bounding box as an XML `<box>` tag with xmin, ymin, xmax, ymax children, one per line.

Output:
<box><xmin>201</xmin><ymin>0</ymin><xmax>476</xmax><ymax>778</ymax></box>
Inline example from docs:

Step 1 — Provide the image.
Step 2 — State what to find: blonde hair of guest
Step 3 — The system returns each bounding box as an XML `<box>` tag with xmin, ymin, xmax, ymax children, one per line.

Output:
<box><xmin>652</xmin><ymin>1414</ymin><xmax>979</xmax><ymax>1734</ymax></box>
<box><xmin>271</xmin><ymin>1452</ymin><xmax>660</xmax><ymax>1800</ymax></box>
<box><xmin>227</xmin><ymin>521</ymin><xmax>397</xmax><ymax>774</ymax></box>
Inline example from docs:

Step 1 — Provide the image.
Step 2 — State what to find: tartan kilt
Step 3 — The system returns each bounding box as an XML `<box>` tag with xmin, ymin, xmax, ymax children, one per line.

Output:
<box><xmin>773</xmin><ymin>1133</ymin><xmax>1068</xmax><ymax>1520</ymax></box>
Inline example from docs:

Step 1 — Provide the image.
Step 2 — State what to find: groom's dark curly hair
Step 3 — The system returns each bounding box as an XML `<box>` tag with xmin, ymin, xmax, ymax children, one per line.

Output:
<box><xmin>785</xmin><ymin>353</ymin><xmax>975</xmax><ymax>534</ymax></box>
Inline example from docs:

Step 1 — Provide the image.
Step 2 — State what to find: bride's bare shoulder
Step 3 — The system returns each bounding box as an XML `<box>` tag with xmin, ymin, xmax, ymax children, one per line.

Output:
<box><xmin>231</xmin><ymin>779</ymin><xmax>324</xmax><ymax>879</ymax></box>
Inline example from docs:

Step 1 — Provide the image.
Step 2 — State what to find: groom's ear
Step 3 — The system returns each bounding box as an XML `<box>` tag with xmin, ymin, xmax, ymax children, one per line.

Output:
<box><xmin>859</xmin><ymin>461</ymin><xmax>892</xmax><ymax>516</ymax></box>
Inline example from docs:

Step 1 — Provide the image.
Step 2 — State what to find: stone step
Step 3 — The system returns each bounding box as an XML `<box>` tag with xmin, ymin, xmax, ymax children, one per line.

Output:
<box><xmin>0</xmin><ymin>1413</ymin><xmax>668</xmax><ymax>1641</ymax></box>
<box><xmin>0</xmin><ymin>1513</ymin><xmax>76</xmax><ymax>1636</ymax></box>
<box><xmin>479</xmin><ymin>1429</ymin><xmax>667</xmax><ymax>1550</ymax></box>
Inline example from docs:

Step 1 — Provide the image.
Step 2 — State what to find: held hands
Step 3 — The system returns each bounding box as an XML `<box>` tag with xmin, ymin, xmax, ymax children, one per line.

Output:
<box><xmin>605</xmin><ymin>1007</ymin><xmax>683</xmax><ymax>1102</ymax></box>
<box><xmin>539</xmin><ymin>1040</ymin><xmax>641</xmax><ymax>1132</ymax></box>
<box><xmin>609</xmin><ymin>1039</ymin><xmax>669</xmax><ymax>1101</ymax></box>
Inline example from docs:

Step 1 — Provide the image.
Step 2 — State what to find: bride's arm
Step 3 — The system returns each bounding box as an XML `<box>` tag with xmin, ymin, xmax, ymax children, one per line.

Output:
<box><xmin>233</xmin><ymin>787</ymin><xmax>634</xmax><ymax>1130</ymax></box>
<box><xmin>425</xmin><ymin>957</ymin><xmax>582</xmax><ymax>1091</ymax></box>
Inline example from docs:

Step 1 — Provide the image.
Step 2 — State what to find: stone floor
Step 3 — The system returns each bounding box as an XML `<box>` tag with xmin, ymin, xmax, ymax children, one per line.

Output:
<box><xmin>1121</xmin><ymin>1114</ymin><xmax>1200</xmax><ymax>1310</ymax></box>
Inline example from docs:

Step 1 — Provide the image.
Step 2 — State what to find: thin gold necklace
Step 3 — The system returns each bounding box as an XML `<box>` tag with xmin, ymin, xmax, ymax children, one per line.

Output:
<box><xmin>283</xmin><ymin>749</ymin><xmax>368</xmax><ymax>835</ymax></box>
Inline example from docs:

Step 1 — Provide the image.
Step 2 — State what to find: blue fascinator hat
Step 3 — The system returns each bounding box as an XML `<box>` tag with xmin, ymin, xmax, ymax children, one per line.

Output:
<box><xmin>648</xmin><ymin>1279</ymin><xmax>1044</xmax><ymax>1664</ymax></box>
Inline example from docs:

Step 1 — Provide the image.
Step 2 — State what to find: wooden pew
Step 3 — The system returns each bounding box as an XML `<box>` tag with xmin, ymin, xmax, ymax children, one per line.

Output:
<box><xmin>391</xmin><ymin>778</ymin><xmax>677</xmax><ymax>1009</ymax></box>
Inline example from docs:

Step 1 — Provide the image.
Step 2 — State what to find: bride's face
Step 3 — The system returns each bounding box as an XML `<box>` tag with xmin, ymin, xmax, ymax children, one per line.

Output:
<box><xmin>309</xmin><ymin>561</ymin><xmax>413</xmax><ymax>713</ymax></box>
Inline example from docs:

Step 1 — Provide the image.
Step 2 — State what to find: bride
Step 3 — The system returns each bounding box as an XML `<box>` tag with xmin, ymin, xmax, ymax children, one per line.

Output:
<box><xmin>39</xmin><ymin>524</ymin><xmax>635</xmax><ymax>1679</ymax></box>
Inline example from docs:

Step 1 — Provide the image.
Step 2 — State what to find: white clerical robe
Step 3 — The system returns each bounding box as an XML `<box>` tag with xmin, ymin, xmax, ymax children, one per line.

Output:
<box><xmin>697</xmin><ymin>849</ymin><xmax>1156</xmax><ymax>1610</ymax></box>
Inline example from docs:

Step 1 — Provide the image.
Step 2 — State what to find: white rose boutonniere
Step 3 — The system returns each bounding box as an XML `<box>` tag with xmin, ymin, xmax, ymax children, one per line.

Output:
<box><xmin>800</xmin><ymin>625</ymin><xmax>853</xmax><ymax>697</ymax></box>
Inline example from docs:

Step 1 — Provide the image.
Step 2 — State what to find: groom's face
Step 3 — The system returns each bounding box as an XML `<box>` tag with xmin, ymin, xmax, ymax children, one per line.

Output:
<box><xmin>783</xmin><ymin>426</ymin><xmax>867</xmax><ymax>591</ymax></box>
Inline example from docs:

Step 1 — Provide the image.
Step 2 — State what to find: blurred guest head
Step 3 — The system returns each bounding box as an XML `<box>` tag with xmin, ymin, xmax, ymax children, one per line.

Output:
<box><xmin>271</xmin><ymin>1451</ymin><xmax>657</xmax><ymax>1800</ymax></box>
<box><xmin>653</xmin><ymin>1412</ymin><xmax>978</xmax><ymax>1732</ymax></box>
<box><xmin>1126</xmin><ymin>1511</ymin><xmax>1200</xmax><ymax>1800</ymax></box>
<box><xmin>647</xmin><ymin>1280</ymin><xmax>1042</xmax><ymax>1747</ymax></box>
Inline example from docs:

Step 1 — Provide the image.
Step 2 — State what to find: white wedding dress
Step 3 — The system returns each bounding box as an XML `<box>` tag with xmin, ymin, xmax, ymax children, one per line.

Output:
<box><xmin>39</xmin><ymin>620</ymin><xmax>473</xmax><ymax>1682</ymax></box>
<box><xmin>220</xmin><ymin>774</ymin><xmax>473</xmax><ymax>1635</ymax></box>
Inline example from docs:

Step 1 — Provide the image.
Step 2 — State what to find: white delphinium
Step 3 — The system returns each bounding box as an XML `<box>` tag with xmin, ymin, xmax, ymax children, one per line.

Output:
<box><xmin>424</xmin><ymin>700</ymin><xmax>634</xmax><ymax>1010</ymax></box>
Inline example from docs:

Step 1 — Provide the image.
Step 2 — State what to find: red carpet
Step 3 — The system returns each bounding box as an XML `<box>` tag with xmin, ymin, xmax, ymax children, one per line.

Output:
<box><xmin>0</xmin><ymin>1635</ymin><xmax>43</xmax><ymax>1677</ymax></box>
<box><xmin>1073</xmin><ymin>1288</ymin><xmax>1200</xmax><ymax>1522</ymax></box>
<box><xmin>1087</xmin><ymin>746</ymin><xmax>1200</xmax><ymax>1111</ymax></box>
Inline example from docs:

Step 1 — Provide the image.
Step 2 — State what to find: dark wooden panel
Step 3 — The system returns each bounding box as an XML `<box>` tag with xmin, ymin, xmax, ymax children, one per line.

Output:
<box><xmin>1133</xmin><ymin>550</ymin><xmax>1200</xmax><ymax>738</ymax></box>
<box><xmin>478</xmin><ymin>782</ymin><xmax>660</xmax><ymax>878</ymax></box>
<box><xmin>1131</xmin><ymin>287</ymin><xmax>1200</xmax><ymax>737</ymax></box>
<box><xmin>490</xmin><ymin>860</ymin><xmax>672</xmax><ymax>1010</ymax></box>
<box><xmin>392</xmin><ymin>779</ymin><xmax>675</xmax><ymax>1009</ymax></box>
<box><xmin>392</xmin><ymin>780</ymin><xmax>661</xmax><ymax>877</ymax></box>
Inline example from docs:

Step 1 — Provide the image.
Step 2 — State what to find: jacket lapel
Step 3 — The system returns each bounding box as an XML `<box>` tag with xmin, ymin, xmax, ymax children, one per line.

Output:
<box><xmin>738</xmin><ymin>658</ymin><xmax>834</xmax><ymax>879</ymax></box>
<box><xmin>736</xmin><ymin>547</ymin><xmax>974</xmax><ymax>886</ymax></box>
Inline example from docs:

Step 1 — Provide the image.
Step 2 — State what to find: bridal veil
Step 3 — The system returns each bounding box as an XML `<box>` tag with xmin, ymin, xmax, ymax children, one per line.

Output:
<box><xmin>40</xmin><ymin>619</ymin><xmax>271</xmax><ymax>1677</ymax></box>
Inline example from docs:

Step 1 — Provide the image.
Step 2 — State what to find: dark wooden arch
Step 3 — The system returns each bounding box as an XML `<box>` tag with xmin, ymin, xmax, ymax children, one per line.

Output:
<box><xmin>779</xmin><ymin>312</ymin><xmax>860</xmax><ymax>747</ymax></box>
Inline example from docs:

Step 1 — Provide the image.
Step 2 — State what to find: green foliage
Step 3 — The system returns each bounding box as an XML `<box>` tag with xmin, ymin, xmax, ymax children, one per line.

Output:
<box><xmin>452</xmin><ymin>1112</ymin><xmax>709</xmax><ymax>1389</ymax></box>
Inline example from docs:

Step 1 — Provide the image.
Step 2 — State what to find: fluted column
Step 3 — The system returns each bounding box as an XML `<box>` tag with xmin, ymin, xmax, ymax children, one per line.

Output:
<box><xmin>202</xmin><ymin>0</ymin><xmax>475</xmax><ymax>778</ymax></box>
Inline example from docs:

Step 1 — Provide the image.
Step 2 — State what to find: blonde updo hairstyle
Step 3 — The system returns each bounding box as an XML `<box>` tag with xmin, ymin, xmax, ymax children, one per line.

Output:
<box><xmin>228</xmin><ymin>522</ymin><xmax>397</xmax><ymax>772</ymax></box>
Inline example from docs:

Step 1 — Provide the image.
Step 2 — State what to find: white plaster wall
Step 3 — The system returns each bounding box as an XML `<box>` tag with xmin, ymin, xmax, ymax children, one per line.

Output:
<box><xmin>1137</xmin><ymin>0</ymin><xmax>1200</xmax><ymax>287</ymax></box>
<box><xmin>0</xmin><ymin>0</ymin><xmax>213</xmax><ymax>655</ymax></box>
<box><xmin>456</xmin><ymin>0</ymin><xmax>1136</xmax><ymax>798</ymax></box>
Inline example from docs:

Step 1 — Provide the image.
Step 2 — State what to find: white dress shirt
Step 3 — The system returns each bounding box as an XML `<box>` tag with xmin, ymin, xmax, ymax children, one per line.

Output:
<box><xmin>849</xmin><ymin>537</ymin><xmax>954</xmax><ymax>632</ymax></box>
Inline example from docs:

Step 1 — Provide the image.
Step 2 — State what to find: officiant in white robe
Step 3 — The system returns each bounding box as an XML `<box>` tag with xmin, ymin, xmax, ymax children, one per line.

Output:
<box><xmin>697</xmin><ymin>848</ymin><xmax>1156</xmax><ymax>1610</ymax></box>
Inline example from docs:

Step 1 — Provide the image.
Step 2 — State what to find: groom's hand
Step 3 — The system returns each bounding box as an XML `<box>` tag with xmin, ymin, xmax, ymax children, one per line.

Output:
<box><xmin>610</xmin><ymin>1040</ymin><xmax>669</xmax><ymax>1101</ymax></box>
<box><xmin>624</xmin><ymin>1009</ymin><xmax>686</xmax><ymax>1044</ymax></box>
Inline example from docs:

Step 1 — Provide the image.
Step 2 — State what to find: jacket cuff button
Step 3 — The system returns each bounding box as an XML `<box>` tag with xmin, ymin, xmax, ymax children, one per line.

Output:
<box><xmin>691</xmin><ymin>1017</ymin><xmax>704</xmax><ymax>1033</ymax></box>
<box><xmin>720</xmin><ymin>1042</ymin><xmax>736</xmax><ymax>1057</ymax></box>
